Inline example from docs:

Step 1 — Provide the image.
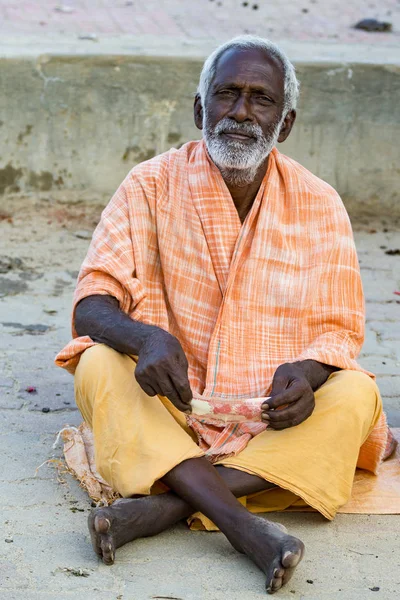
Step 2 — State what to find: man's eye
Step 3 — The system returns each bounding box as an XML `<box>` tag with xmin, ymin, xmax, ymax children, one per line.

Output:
<box><xmin>256</xmin><ymin>96</ymin><xmax>272</xmax><ymax>104</ymax></box>
<box><xmin>218</xmin><ymin>90</ymin><xmax>236</xmax><ymax>97</ymax></box>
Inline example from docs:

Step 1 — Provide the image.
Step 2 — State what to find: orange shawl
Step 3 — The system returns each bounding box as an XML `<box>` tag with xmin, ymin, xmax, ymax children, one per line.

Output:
<box><xmin>55</xmin><ymin>141</ymin><xmax>388</xmax><ymax>469</ymax></box>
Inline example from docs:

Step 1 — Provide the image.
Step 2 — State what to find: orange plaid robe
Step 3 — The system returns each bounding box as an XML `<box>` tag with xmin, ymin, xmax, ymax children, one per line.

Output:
<box><xmin>56</xmin><ymin>140</ymin><xmax>389</xmax><ymax>469</ymax></box>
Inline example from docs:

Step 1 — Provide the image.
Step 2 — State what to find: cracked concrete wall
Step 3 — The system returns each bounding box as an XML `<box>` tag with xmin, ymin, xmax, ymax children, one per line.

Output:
<box><xmin>1</xmin><ymin>53</ymin><xmax>399</xmax><ymax>218</ymax></box>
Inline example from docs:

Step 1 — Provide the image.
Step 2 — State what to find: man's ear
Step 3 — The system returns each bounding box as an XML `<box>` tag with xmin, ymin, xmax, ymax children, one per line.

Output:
<box><xmin>194</xmin><ymin>94</ymin><xmax>203</xmax><ymax>131</ymax></box>
<box><xmin>277</xmin><ymin>109</ymin><xmax>296</xmax><ymax>143</ymax></box>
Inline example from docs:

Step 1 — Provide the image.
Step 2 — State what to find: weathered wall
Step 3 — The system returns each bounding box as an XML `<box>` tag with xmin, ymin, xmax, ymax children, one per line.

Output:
<box><xmin>1</xmin><ymin>45</ymin><xmax>399</xmax><ymax>218</ymax></box>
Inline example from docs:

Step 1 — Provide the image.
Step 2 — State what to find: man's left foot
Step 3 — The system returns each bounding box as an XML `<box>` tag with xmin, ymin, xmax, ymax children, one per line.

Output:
<box><xmin>88</xmin><ymin>494</ymin><xmax>189</xmax><ymax>564</ymax></box>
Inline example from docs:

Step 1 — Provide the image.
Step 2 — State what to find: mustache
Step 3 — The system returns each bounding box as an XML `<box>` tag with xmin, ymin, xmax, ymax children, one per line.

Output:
<box><xmin>213</xmin><ymin>118</ymin><xmax>264</xmax><ymax>140</ymax></box>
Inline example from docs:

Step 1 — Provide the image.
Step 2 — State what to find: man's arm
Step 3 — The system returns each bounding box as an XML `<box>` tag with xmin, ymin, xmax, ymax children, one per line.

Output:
<box><xmin>261</xmin><ymin>360</ymin><xmax>339</xmax><ymax>430</ymax></box>
<box><xmin>75</xmin><ymin>294</ymin><xmax>192</xmax><ymax>413</ymax></box>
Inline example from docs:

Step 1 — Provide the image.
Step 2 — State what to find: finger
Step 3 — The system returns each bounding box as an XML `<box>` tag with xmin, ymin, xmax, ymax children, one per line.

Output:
<box><xmin>270</xmin><ymin>371</ymin><xmax>290</xmax><ymax>396</ymax></box>
<box><xmin>169</xmin><ymin>370</ymin><xmax>192</xmax><ymax>405</ymax></box>
<box><xmin>162</xmin><ymin>376</ymin><xmax>192</xmax><ymax>413</ymax></box>
<box><xmin>263</xmin><ymin>396</ymin><xmax>313</xmax><ymax>423</ymax></box>
<box><xmin>136</xmin><ymin>370</ymin><xmax>177</xmax><ymax>404</ymax></box>
<box><xmin>262</xmin><ymin>403</ymin><xmax>314</xmax><ymax>430</ymax></box>
<box><xmin>137</xmin><ymin>380</ymin><xmax>158</xmax><ymax>397</ymax></box>
<box><xmin>262</xmin><ymin>380</ymin><xmax>307</xmax><ymax>410</ymax></box>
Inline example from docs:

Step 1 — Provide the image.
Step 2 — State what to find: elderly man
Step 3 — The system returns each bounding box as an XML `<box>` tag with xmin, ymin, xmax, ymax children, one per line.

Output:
<box><xmin>56</xmin><ymin>36</ymin><xmax>388</xmax><ymax>594</ymax></box>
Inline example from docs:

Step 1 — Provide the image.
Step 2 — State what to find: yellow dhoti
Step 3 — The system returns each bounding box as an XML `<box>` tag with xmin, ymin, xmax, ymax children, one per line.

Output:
<box><xmin>75</xmin><ymin>344</ymin><xmax>383</xmax><ymax>522</ymax></box>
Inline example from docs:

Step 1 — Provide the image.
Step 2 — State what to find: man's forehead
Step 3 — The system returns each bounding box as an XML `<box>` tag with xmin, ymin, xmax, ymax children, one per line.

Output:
<box><xmin>211</xmin><ymin>46</ymin><xmax>285</xmax><ymax>90</ymax></box>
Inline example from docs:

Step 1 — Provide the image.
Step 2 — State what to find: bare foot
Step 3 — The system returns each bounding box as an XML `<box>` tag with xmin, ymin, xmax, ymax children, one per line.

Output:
<box><xmin>88</xmin><ymin>494</ymin><xmax>190</xmax><ymax>565</ymax></box>
<box><xmin>88</xmin><ymin>495</ymin><xmax>304</xmax><ymax>595</ymax></box>
<box><xmin>227</xmin><ymin>515</ymin><xmax>305</xmax><ymax>594</ymax></box>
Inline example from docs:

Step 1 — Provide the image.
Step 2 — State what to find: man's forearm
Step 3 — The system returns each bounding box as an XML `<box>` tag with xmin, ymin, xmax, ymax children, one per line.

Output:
<box><xmin>292</xmin><ymin>359</ymin><xmax>339</xmax><ymax>392</ymax></box>
<box><xmin>74</xmin><ymin>294</ymin><xmax>160</xmax><ymax>355</ymax></box>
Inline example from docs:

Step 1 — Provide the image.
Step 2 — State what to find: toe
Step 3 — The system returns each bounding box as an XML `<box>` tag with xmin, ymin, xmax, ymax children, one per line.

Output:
<box><xmin>274</xmin><ymin>567</ymin><xmax>285</xmax><ymax>578</ymax></box>
<box><xmin>271</xmin><ymin>576</ymin><xmax>283</xmax><ymax>592</ymax></box>
<box><xmin>282</xmin><ymin>543</ymin><xmax>304</xmax><ymax>568</ymax></box>
<box><xmin>100</xmin><ymin>536</ymin><xmax>115</xmax><ymax>565</ymax></box>
<box><xmin>94</xmin><ymin>514</ymin><xmax>111</xmax><ymax>535</ymax></box>
<box><xmin>88</xmin><ymin>513</ymin><xmax>102</xmax><ymax>556</ymax></box>
<box><xmin>88</xmin><ymin>511</ymin><xmax>115</xmax><ymax>564</ymax></box>
<box><xmin>266</xmin><ymin>576</ymin><xmax>283</xmax><ymax>594</ymax></box>
<box><xmin>266</xmin><ymin>563</ymin><xmax>285</xmax><ymax>594</ymax></box>
<box><xmin>282</xmin><ymin>567</ymin><xmax>295</xmax><ymax>585</ymax></box>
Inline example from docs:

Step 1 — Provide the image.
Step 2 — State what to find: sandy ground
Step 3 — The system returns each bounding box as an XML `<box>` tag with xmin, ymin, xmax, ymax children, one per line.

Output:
<box><xmin>0</xmin><ymin>193</ymin><xmax>400</xmax><ymax>599</ymax></box>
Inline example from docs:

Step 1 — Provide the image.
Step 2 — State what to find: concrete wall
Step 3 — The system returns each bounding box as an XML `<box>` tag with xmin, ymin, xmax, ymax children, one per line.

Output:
<box><xmin>1</xmin><ymin>39</ymin><xmax>399</xmax><ymax>218</ymax></box>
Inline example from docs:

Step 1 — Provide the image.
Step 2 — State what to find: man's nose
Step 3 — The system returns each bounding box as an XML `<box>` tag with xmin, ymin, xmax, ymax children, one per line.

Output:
<box><xmin>228</xmin><ymin>94</ymin><xmax>253</xmax><ymax>122</ymax></box>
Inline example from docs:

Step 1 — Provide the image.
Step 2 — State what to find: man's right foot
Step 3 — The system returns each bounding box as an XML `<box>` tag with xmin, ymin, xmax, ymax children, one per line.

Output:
<box><xmin>225</xmin><ymin>514</ymin><xmax>305</xmax><ymax>594</ymax></box>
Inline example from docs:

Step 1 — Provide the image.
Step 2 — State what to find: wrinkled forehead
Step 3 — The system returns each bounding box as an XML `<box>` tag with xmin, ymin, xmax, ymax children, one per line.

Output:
<box><xmin>209</xmin><ymin>47</ymin><xmax>285</xmax><ymax>98</ymax></box>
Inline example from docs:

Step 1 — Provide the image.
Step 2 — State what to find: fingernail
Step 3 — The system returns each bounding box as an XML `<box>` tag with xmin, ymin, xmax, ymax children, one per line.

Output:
<box><xmin>262</xmin><ymin>412</ymin><xmax>270</xmax><ymax>420</ymax></box>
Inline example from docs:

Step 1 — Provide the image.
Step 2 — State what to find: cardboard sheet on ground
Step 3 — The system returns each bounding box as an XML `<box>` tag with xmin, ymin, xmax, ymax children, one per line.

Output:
<box><xmin>61</xmin><ymin>424</ymin><xmax>400</xmax><ymax>521</ymax></box>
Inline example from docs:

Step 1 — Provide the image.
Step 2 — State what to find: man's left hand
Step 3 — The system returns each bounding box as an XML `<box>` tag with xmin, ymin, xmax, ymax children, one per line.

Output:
<box><xmin>261</xmin><ymin>363</ymin><xmax>315</xmax><ymax>430</ymax></box>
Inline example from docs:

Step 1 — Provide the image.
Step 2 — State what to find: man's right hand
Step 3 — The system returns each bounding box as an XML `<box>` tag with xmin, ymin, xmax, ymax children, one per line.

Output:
<box><xmin>75</xmin><ymin>295</ymin><xmax>192</xmax><ymax>413</ymax></box>
<box><xmin>135</xmin><ymin>329</ymin><xmax>193</xmax><ymax>413</ymax></box>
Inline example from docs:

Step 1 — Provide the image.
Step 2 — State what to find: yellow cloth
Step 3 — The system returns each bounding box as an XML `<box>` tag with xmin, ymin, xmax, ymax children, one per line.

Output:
<box><xmin>75</xmin><ymin>344</ymin><xmax>383</xmax><ymax>522</ymax></box>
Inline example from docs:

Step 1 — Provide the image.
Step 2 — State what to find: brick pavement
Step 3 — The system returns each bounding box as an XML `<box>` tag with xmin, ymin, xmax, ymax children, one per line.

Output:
<box><xmin>0</xmin><ymin>0</ymin><xmax>399</xmax><ymax>45</ymax></box>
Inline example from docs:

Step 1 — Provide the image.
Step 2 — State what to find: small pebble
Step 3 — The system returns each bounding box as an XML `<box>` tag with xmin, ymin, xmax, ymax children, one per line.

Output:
<box><xmin>55</xmin><ymin>5</ymin><xmax>74</xmax><ymax>13</ymax></box>
<box><xmin>78</xmin><ymin>33</ymin><xmax>98</xmax><ymax>42</ymax></box>
<box><xmin>26</xmin><ymin>386</ymin><xmax>37</xmax><ymax>393</ymax></box>
<box><xmin>354</xmin><ymin>19</ymin><xmax>392</xmax><ymax>32</ymax></box>
<box><xmin>42</xmin><ymin>407</ymin><xmax>50</xmax><ymax>413</ymax></box>
<box><xmin>74</xmin><ymin>230</ymin><xmax>92</xmax><ymax>240</ymax></box>
<box><xmin>307</xmin><ymin>579</ymin><xmax>314</xmax><ymax>584</ymax></box>
<box><xmin>370</xmin><ymin>587</ymin><xmax>380</xmax><ymax>592</ymax></box>
<box><xmin>5</xmin><ymin>538</ymin><xmax>13</xmax><ymax>543</ymax></box>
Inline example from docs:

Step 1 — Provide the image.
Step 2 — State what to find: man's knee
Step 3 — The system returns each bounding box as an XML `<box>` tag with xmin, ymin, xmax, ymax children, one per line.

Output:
<box><xmin>75</xmin><ymin>344</ymin><xmax>135</xmax><ymax>387</ymax></box>
<box><xmin>323</xmin><ymin>370</ymin><xmax>381</xmax><ymax>416</ymax></box>
<box><xmin>77</xmin><ymin>343</ymin><xmax>118</xmax><ymax>372</ymax></box>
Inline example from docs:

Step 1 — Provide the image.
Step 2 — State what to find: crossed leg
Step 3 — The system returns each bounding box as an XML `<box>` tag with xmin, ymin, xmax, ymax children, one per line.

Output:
<box><xmin>89</xmin><ymin>459</ymin><xmax>304</xmax><ymax>594</ymax></box>
<box><xmin>77</xmin><ymin>346</ymin><xmax>383</xmax><ymax>594</ymax></box>
<box><xmin>76</xmin><ymin>345</ymin><xmax>306</xmax><ymax>593</ymax></box>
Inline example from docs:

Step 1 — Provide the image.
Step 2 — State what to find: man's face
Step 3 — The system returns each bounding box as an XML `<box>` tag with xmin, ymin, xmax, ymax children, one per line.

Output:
<box><xmin>195</xmin><ymin>47</ymin><xmax>294</xmax><ymax>172</ymax></box>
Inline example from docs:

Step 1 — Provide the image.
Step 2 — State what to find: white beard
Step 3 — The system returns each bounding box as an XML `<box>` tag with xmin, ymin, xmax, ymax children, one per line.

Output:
<box><xmin>203</xmin><ymin>111</ymin><xmax>284</xmax><ymax>186</ymax></box>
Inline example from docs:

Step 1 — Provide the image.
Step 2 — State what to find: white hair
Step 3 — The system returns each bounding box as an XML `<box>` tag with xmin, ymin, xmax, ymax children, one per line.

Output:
<box><xmin>197</xmin><ymin>35</ymin><xmax>300</xmax><ymax>115</ymax></box>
